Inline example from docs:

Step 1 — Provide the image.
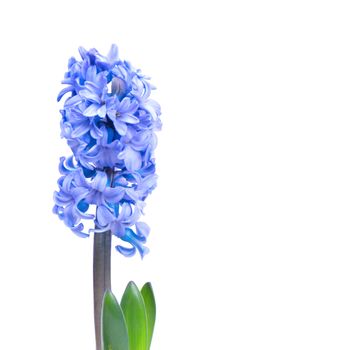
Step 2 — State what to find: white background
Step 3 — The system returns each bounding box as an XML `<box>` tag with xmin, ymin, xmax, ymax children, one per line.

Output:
<box><xmin>0</xmin><ymin>0</ymin><xmax>349</xmax><ymax>349</ymax></box>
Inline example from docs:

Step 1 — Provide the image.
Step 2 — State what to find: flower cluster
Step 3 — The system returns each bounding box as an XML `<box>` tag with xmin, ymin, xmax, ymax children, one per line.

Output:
<box><xmin>53</xmin><ymin>45</ymin><xmax>161</xmax><ymax>258</ymax></box>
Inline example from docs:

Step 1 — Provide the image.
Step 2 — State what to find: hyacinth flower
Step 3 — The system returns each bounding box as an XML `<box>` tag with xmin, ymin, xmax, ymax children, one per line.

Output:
<box><xmin>53</xmin><ymin>44</ymin><xmax>161</xmax><ymax>350</ymax></box>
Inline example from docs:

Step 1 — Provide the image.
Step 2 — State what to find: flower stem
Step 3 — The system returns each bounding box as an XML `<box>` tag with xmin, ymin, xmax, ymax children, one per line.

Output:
<box><xmin>93</xmin><ymin>230</ymin><xmax>111</xmax><ymax>350</ymax></box>
<box><xmin>93</xmin><ymin>169</ymin><xmax>114</xmax><ymax>350</ymax></box>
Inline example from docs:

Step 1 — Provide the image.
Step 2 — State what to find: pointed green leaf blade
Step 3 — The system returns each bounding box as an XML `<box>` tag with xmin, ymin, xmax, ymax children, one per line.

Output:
<box><xmin>141</xmin><ymin>282</ymin><xmax>156</xmax><ymax>350</ymax></box>
<box><xmin>102</xmin><ymin>290</ymin><xmax>129</xmax><ymax>350</ymax></box>
<box><xmin>121</xmin><ymin>281</ymin><xmax>148</xmax><ymax>350</ymax></box>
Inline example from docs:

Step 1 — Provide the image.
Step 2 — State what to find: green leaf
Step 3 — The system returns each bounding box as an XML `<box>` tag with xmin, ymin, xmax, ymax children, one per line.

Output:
<box><xmin>121</xmin><ymin>281</ymin><xmax>148</xmax><ymax>350</ymax></box>
<box><xmin>102</xmin><ymin>290</ymin><xmax>129</xmax><ymax>350</ymax></box>
<box><xmin>141</xmin><ymin>283</ymin><xmax>156</xmax><ymax>350</ymax></box>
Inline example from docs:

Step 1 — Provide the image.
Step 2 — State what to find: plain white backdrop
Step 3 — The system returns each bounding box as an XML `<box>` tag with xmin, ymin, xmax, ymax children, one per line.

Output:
<box><xmin>0</xmin><ymin>0</ymin><xmax>350</xmax><ymax>349</ymax></box>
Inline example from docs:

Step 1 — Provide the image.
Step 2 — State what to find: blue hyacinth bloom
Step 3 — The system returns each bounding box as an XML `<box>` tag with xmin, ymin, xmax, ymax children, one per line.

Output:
<box><xmin>53</xmin><ymin>45</ymin><xmax>162</xmax><ymax>258</ymax></box>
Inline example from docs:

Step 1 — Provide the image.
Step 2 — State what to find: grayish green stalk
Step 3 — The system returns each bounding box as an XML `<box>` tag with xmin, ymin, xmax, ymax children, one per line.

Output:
<box><xmin>94</xmin><ymin>230</ymin><xmax>112</xmax><ymax>350</ymax></box>
<box><xmin>93</xmin><ymin>169</ymin><xmax>114</xmax><ymax>350</ymax></box>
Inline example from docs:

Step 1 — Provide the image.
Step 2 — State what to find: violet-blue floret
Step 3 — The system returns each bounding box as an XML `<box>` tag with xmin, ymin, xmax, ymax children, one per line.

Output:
<box><xmin>53</xmin><ymin>45</ymin><xmax>161</xmax><ymax>258</ymax></box>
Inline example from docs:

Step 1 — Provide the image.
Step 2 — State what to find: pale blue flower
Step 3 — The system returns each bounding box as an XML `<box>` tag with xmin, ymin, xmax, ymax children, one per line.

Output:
<box><xmin>53</xmin><ymin>44</ymin><xmax>161</xmax><ymax>258</ymax></box>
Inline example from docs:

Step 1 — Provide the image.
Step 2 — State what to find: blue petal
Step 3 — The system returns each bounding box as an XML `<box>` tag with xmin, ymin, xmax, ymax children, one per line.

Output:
<box><xmin>111</xmin><ymin>77</ymin><xmax>126</xmax><ymax>97</ymax></box>
<box><xmin>82</xmin><ymin>166</ymin><xmax>96</xmax><ymax>178</ymax></box>
<box><xmin>131</xmin><ymin>131</ymin><xmax>152</xmax><ymax>151</ymax></box>
<box><xmin>65</xmin><ymin>156</ymin><xmax>76</xmax><ymax>169</ymax></box>
<box><xmin>90</xmin><ymin>122</ymin><xmax>104</xmax><ymax>139</ymax></box>
<box><xmin>124</xmin><ymin>188</ymin><xmax>139</xmax><ymax>202</ymax></box>
<box><xmin>91</xmin><ymin>171</ymin><xmax>107</xmax><ymax>192</ymax></box>
<box><xmin>85</xmin><ymin>81</ymin><xmax>102</xmax><ymax>93</ymax></box>
<box><xmin>53</xmin><ymin>191</ymin><xmax>71</xmax><ymax>206</ymax></box>
<box><xmin>120</xmin><ymin>228</ymin><xmax>149</xmax><ymax>259</ymax></box>
<box><xmin>77</xmin><ymin>200</ymin><xmax>89</xmax><ymax>212</ymax></box>
<box><xmin>79</xmin><ymin>89</ymin><xmax>100</xmax><ymax>104</ymax></box>
<box><xmin>96</xmin><ymin>205</ymin><xmax>115</xmax><ymax>227</ymax></box>
<box><xmin>135</xmin><ymin>222</ymin><xmax>150</xmax><ymax>238</ymax></box>
<box><xmin>113</xmin><ymin>203</ymin><xmax>119</xmax><ymax>216</ymax></box>
<box><xmin>68</xmin><ymin>57</ymin><xmax>77</xmax><ymax>68</ymax></box>
<box><xmin>119</xmin><ymin>113</ymin><xmax>139</xmax><ymax>124</ymax></box>
<box><xmin>63</xmin><ymin>204</ymin><xmax>78</xmax><ymax>227</ymax></box>
<box><xmin>70</xmin><ymin>187</ymin><xmax>89</xmax><ymax>201</ymax></box>
<box><xmin>85</xmin><ymin>65</ymin><xmax>97</xmax><ymax>82</ymax></box>
<box><xmin>108</xmin><ymin>44</ymin><xmax>119</xmax><ymax>63</ymax></box>
<box><xmin>116</xmin><ymin>245</ymin><xmax>136</xmax><ymax>257</ymax></box>
<box><xmin>71</xmin><ymin>120</ymin><xmax>90</xmax><ymax>138</ymax></box>
<box><xmin>83</xmin><ymin>103</ymin><xmax>100</xmax><ymax>117</ymax></box>
<box><xmin>53</xmin><ymin>204</ymin><xmax>61</xmax><ymax>216</ymax></box>
<box><xmin>119</xmin><ymin>97</ymin><xmax>138</xmax><ymax>114</ymax></box>
<box><xmin>58</xmin><ymin>157</ymin><xmax>69</xmax><ymax>174</ymax></box>
<box><xmin>71</xmin><ymin>223</ymin><xmax>89</xmax><ymax>238</ymax></box>
<box><xmin>106</xmin><ymin>125</ymin><xmax>116</xmax><ymax>143</ymax></box>
<box><xmin>113</xmin><ymin>119</ymin><xmax>127</xmax><ymax>136</ymax></box>
<box><xmin>57</xmin><ymin>86</ymin><xmax>74</xmax><ymax>102</ymax></box>
<box><xmin>119</xmin><ymin>146</ymin><xmax>142</xmax><ymax>172</ymax></box>
<box><xmin>97</xmin><ymin>104</ymin><xmax>107</xmax><ymax>118</ymax></box>
<box><xmin>104</xmin><ymin>187</ymin><xmax>125</xmax><ymax>203</ymax></box>
<box><xmin>78</xmin><ymin>46</ymin><xmax>88</xmax><ymax>59</ymax></box>
<box><xmin>65</xmin><ymin>95</ymin><xmax>82</xmax><ymax>108</ymax></box>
